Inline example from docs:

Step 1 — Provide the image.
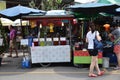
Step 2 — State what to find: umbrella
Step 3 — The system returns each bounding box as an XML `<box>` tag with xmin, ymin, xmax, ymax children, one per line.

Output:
<box><xmin>116</xmin><ymin>7</ymin><xmax>120</xmax><ymax>12</ymax></box>
<box><xmin>105</xmin><ymin>7</ymin><xmax>120</xmax><ymax>16</ymax></box>
<box><xmin>97</xmin><ymin>0</ymin><xmax>120</xmax><ymax>4</ymax></box>
<box><xmin>0</xmin><ymin>5</ymin><xmax>46</xmax><ymax>20</ymax></box>
<box><xmin>66</xmin><ymin>2</ymin><xmax>119</xmax><ymax>15</ymax></box>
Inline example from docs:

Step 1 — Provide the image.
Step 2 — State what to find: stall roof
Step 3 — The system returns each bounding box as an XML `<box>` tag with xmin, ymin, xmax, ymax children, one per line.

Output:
<box><xmin>22</xmin><ymin>15</ymin><xmax>74</xmax><ymax>20</ymax></box>
<box><xmin>45</xmin><ymin>10</ymin><xmax>67</xmax><ymax>15</ymax></box>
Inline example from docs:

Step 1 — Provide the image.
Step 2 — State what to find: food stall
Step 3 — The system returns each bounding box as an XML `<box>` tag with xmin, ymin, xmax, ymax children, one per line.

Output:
<box><xmin>72</xmin><ymin>20</ymin><xmax>103</xmax><ymax>66</ymax></box>
<box><xmin>22</xmin><ymin>13</ymin><xmax>74</xmax><ymax>66</ymax></box>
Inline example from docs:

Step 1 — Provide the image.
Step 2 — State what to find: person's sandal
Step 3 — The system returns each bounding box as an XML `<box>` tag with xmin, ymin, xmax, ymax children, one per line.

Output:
<box><xmin>98</xmin><ymin>71</ymin><xmax>105</xmax><ymax>76</ymax></box>
<box><xmin>88</xmin><ymin>74</ymin><xmax>97</xmax><ymax>77</ymax></box>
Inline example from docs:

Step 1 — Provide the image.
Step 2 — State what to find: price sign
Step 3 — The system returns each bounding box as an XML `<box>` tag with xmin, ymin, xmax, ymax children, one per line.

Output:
<box><xmin>0</xmin><ymin>39</ymin><xmax>3</xmax><ymax>46</ymax></box>
<box><xmin>20</xmin><ymin>39</ymin><xmax>28</xmax><ymax>45</ymax></box>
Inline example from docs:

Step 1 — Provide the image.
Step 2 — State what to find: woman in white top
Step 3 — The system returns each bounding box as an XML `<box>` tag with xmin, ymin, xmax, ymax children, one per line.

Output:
<box><xmin>86</xmin><ymin>22</ymin><xmax>104</xmax><ymax>77</ymax></box>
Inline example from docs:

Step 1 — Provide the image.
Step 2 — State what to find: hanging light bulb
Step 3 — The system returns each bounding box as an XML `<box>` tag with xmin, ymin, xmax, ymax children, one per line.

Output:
<box><xmin>39</xmin><ymin>24</ymin><xmax>42</xmax><ymax>28</ymax></box>
<box><xmin>62</xmin><ymin>22</ymin><xmax>64</xmax><ymax>26</ymax></box>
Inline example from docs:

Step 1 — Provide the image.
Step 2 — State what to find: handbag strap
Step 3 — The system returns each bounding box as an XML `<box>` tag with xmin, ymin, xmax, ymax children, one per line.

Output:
<box><xmin>114</xmin><ymin>37</ymin><xmax>120</xmax><ymax>44</ymax></box>
<box><xmin>95</xmin><ymin>31</ymin><xmax>97</xmax><ymax>39</ymax></box>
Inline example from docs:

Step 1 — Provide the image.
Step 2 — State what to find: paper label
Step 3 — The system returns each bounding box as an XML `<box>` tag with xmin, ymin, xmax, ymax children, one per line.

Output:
<box><xmin>40</xmin><ymin>38</ymin><xmax>45</xmax><ymax>41</ymax></box>
<box><xmin>53</xmin><ymin>38</ymin><xmax>59</xmax><ymax>41</ymax></box>
<box><xmin>60</xmin><ymin>37</ymin><xmax>66</xmax><ymax>41</ymax></box>
<box><xmin>20</xmin><ymin>39</ymin><xmax>28</xmax><ymax>45</ymax></box>
<box><xmin>47</xmin><ymin>38</ymin><xmax>52</xmax><ymax>41</ymax></box>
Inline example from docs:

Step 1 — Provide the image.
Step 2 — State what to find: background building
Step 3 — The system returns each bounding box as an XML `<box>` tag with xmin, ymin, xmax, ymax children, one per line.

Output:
<box><xmin>0</xmin><ymin>1</ymin><xmax>6</xmax><ymax>10</ymax></box>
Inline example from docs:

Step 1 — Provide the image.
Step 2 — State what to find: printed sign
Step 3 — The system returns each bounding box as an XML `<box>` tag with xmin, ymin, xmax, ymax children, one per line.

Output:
<box><xmin>0</xmin><ymin>38</ymin><xmax>3</xmax><ymax>46</ymax></box>
<box><xmin>20</xmin><ymin>39</ymin><xmax>28</xmax><ymax>45</ymax></box>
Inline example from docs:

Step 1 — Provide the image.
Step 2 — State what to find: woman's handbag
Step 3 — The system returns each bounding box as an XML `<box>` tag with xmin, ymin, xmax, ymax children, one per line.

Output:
<box><xmin>93</xmin><ymin>31</ymin><xmax>103</xmax><ymax>49</ymax></box>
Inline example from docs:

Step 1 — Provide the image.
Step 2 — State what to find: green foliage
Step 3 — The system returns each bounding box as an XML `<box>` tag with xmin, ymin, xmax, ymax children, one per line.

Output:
<box><xmin>56</xmin><ymin>0</ymin><xmax>62</xmax><ymax>4</ymax></box>
<box><xmin>0</xmin><ymin>19</ymin><xmax>8</xmax><ymax>55</ymax></box>
<box><xmin>30</xmin><ymin>0</ymin><xmax>73</xmax><ymax>10</ymax></box>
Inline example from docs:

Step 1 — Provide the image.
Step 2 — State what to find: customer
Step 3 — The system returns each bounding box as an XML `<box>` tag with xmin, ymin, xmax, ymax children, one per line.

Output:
<box><xmin>86</xmin><ymin>22</ymin><xmax>104</xmax><ymax>77</ymax></box>
<box><xmin>109</xmin><ymin>23</ymin><xmax>120</xmax><ymax>70</ymax></box>
<box><xmin>8</xmin><ymin>25</ymin><xmax>18</xmax><ymax>58</ymax></box>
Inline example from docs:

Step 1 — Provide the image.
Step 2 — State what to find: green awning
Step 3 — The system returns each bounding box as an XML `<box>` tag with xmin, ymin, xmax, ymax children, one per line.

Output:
<box><xmin>97</xmin><ymin>0</ymin><xmax>120</xmax><ymax>4</ymax></box>
<box><xmin>71</xmin><ymin>12</ymin><xmax>113</xmax><ymax>20</ymax></box>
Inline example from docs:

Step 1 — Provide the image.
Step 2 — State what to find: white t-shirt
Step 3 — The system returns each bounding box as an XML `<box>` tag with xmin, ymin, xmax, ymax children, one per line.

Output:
<box><xmin>86</xmin><ymin>31</ymin><xmax>99</xmax><ymax>49</ymax></box>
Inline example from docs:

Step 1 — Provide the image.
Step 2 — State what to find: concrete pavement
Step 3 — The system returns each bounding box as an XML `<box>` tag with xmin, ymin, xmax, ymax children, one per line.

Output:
<box><xmin>0</xmin><ymin>52</ymin><xmax>120</xmax><ymax>80</ymax></box>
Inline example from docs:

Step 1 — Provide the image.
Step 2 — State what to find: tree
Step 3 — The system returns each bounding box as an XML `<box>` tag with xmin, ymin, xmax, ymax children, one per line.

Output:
<box><xmin>29</xmin><ymin>0</ymin><xmax>42</xmax><ymax>9</ymax></box>
<box><xmin>0</xmin><ymin>19</ymin><xmax>8</xmax><ymax>55</ymax></box>
<box><xmin>29</xmin><ymin>0</ymin><xmax>74</xmax><ymax>10</ymax></box>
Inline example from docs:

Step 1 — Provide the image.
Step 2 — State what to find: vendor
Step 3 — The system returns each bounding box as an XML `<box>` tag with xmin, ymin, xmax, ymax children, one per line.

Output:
<box><xmin>109</xmin><ymin>23</ymin><xmax>120</xmax><ymax>70</ymax></box>
<box><xmin>101</xmin><ymin>27</ymin><xmax>109</xmax><ymax>41</ymax></box>
<box><xmin>103</xmin><ymin>23</ymin><xmax>110</xmax><ymax>32</ymax></box>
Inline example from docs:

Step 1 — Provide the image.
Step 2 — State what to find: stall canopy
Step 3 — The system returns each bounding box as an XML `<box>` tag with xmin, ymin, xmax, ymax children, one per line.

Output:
<box><xmin>116</xmin><ymin>7</ymin><xmax>120</xmax><ymax>12</ymax></box>
<box><xmin>0</xmin><ymin>5</ymin><xmax>46</xmax><ymax>20</ymax></box>
<box><xmin>12</xmin><ymin>19</ymin><xmax>29</xmax><ymax>26</ymax></box>
<box><xmin>66</xmin><ymin>2</ymin><xmax>119</xmax><ymax>20</ymax></box>
<box><xmin>104</xmin><ymin>7</ymin><xmax>120</xmax><ymax>16</ymax></box>
<box><xmin>22</xmin><ymin>10</ymin><xmax>74</xmax><ymax>21</ymax></box>
<box><xmin>66</xmin><ymin>2</ymin><xmax>119</xmax><ymax>16</ymax></box>
<box><xmin>0</xmin><ymin>17</ymin><xmax>13</xmax><ymax>26</ymax></box>
<box><xmin>0</xmin><ymin>18</ymin><xmax>29</xmax><ymax>26</ymax></box>
<box><xmin>74</xmin><ymin>0</ymin><xmax>97</xmax><ymax>3</ymax></box>
<box><xmin>45</xmin><ymin>10</ymin><xmax>67</xmax><ymax>15</ymax></box>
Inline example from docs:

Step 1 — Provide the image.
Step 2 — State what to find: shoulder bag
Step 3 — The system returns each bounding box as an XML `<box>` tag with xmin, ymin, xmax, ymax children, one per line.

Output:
<box><xmin>93</xmin><ymin>31</ymin><xmax>103</xmax><ymax>49</ymax></box>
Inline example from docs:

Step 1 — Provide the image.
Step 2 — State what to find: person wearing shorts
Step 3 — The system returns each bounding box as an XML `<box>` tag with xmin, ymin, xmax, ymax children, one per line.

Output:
<box><xmin>109</xmin><ymin>24</ymin><xmax>120</xmax><ymax>70</ymax></box>
<box><xmin>8</xmin><ymin>25</ymin><xmax>18</xmax><ymax>58</ymax></box>
<box><xmin>86</xmin><ymin>22</ymin><xmax>104</xmax><ymax>77</ymax></box>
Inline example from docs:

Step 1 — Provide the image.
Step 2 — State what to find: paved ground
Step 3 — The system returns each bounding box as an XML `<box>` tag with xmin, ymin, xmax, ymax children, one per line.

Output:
<box><xmin>0</xmin><ymin>52</ymin><xmax>120</xmax><ymax>80</ymax></box>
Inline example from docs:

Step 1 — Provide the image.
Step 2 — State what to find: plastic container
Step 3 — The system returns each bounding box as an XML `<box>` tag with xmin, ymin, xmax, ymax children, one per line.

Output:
<box><xmin>40</xmin><ymin>38</ymin><xmax>45</xmax><ymax>46</ymax></box>
<box><xmin>46</xmin><ymin>38</ymin><xmax>53</xmax><ymax>46</ymax></box>
<box><xmin>22</xmin><ymin>57</ymin><xmax>31</xmax><ymax>68</ymax></box>
<box><xmin>33</xmin><ymin>38</ymin><xmax>38</xmax><ymax>46</ymax></box>
<box><xmin>102</xmin><ymin>57</ymin><xmax>110</xmax><ymax>68</ymax></box>
<box><xmin>60</xmin><ymin>37</ymin><xmax>66</xmax><ymax>45</ymax></box>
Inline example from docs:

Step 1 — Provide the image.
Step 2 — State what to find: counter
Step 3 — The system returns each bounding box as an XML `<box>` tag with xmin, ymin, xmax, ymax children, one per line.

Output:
<box><xmin>74</xmin><ymin>50</ymin><xmax>103</xmax><ymax>64</ymax></box>
<box><xmin>30</xmin><ymin>45</ymin><xmax>71</xmax><ymax>63</ymax></box>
